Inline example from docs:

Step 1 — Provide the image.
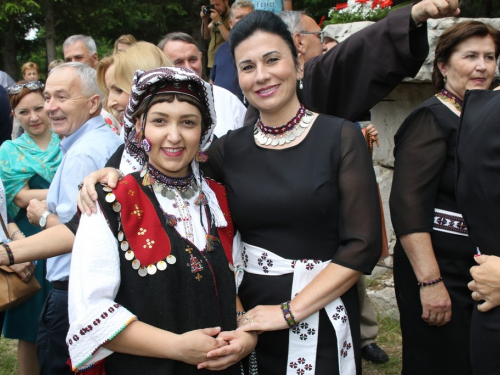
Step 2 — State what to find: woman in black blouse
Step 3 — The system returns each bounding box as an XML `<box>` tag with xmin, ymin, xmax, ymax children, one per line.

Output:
<box><xmin>389</xmin><ymin>21</ymin><xmax>500</xmax><ymax>375</ymax></box>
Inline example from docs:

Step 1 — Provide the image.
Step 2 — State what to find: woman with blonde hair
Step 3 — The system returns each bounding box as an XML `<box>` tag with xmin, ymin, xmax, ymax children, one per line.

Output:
<box><xmin>113</xmin><ymin>34</ymin><xmax>137</xmax><ymax>54</ymax></box>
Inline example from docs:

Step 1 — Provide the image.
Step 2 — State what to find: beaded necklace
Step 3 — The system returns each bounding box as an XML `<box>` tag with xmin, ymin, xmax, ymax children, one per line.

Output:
<box><xmin>141</xmin><ymin>163</ymin><xmax>220</xmax><ymax>252</ymax></box>
<box><xmin>254</xmin><ymin>104</ymin><xmax>314</xmax><ymax>146</ymax></box>
<box><xmin>436</xmin><ymin>89</ymin><xmax>463</xmax><ymax>112</ymax></box>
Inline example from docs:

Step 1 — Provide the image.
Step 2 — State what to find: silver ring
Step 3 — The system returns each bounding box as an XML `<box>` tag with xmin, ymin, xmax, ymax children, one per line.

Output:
<box><xmin>430</xmin><ymin>315</ymin><xmax>436</xmax><ymax>319</ymax></box>
<box><xmin>245</xmin><ymin>316</ymin><xmax>254</xmax><ymax>323</ymax></box>
<box><xmin>25</xmin><ymin>271</ymin><xmax>31</xmax><ymax>277</ymax></box>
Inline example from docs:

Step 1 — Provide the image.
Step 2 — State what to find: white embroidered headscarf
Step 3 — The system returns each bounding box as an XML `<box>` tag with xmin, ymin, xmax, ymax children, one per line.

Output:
<box><xmin>124</xmin><ymin>67</ymin><xmax>226</xmax><ymax>228</ymax></box>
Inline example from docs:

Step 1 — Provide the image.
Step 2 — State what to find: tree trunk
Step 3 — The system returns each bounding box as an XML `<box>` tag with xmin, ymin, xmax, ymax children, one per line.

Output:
<box><xmin>45</xmin><ymin>0</ymin><xmax>57</xmax><ymax>69</ymax></box>
<box><xmin>0</xmin><ymin>18</ymin><xmax>19</xmax><ymax>80</ymax></box>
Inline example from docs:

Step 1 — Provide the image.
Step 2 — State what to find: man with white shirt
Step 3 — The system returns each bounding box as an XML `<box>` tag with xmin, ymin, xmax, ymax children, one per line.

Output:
<box><xmin>158</xmin><ymin>32</ymin><xmax>246</xmax><ymax>138</ymax></box>
<box><xmin>27</xmin><ymin>62</ymin><xmax>123</xmax><ymax>374</ymax></box>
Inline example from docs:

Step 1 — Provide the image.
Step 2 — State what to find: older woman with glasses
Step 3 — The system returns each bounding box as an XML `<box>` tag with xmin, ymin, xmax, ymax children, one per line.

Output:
<box><xmin>0</xmin><ymin>80</ymin><xmax>62</xmax><ymax>375</ymax></box>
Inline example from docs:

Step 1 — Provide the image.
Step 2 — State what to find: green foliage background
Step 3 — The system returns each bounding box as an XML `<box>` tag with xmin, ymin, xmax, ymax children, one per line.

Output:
<box><xmin>1</xmin><ymin>0</ymin><xmax>499</xmax><ymax>79</ymax></box>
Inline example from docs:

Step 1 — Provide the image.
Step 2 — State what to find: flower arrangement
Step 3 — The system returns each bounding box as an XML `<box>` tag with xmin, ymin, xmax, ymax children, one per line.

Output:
<box><xmin>326</xmin><ymin>0</ymin><xmax>393</xmax><ymax>24</ymax></box>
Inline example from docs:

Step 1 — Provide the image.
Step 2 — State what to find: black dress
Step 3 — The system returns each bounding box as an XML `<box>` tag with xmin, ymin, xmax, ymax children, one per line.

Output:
<box><xmin>390</xmin><ymin>97</ymin><xmax>477</xmax><ymax>375</ymax></box>
<box><xmin>456</xmin><ymin>90</ymin><xmax>500</xmax><ymax>375</ymax></box>
<box><xmin>204</xmin><ymin>114</ymin><xmax>381</xmax><ymax>374</ymax></box>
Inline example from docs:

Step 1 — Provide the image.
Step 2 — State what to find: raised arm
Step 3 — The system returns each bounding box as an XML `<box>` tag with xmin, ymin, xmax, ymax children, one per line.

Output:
<box><xmin>304</xmin><ymin>0</ymin><xmax>459</xmax><ymax>122</ymax></box>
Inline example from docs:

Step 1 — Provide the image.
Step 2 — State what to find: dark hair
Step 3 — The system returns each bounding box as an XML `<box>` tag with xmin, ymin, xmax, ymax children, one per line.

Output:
<box><xmin>229</xmin><ymin>10</ymin><xmax>298</xmax><ymax>68</ymax></box>
<box><xmin>132</xmin><ymin>93</ymin><xmax>209</xmax><ymax>139</ymax></box>
<box><xmin>157</xmin><ymin>32</ymin><xmax>200</xmax><ymax>52</ymax></box>
<box><xmin>9</xmin><ymin>80</ymin><xmax>44</xmax><ymax>110</ymax></box>
<box><xmin>433</xmin><ymin>21</ymin><xmax>500</xmax><ymax>91</ymax></box>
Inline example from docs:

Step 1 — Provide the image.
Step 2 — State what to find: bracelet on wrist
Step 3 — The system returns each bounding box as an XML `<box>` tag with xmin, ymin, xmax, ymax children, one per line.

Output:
<box><xmin>2</xmin><ymin>242</ymin><xmax>15</xmax><ymax>266</ymax></box>
<box><xmin>10</xmin><ymin>230</ymin><xmax>24</xmax><ymax>241</ymax></box>
<box><xmin>116</xmin><ymin>168</ymin><xmax>125</xmax><ymax>180</ymax></box>
<box><xmin>236</xmin><ymin>310</ymin><xmax>246</xmax><ymax>323</ymax></box>
<box><xmin>418</xmin><ymin>276</ymin><xmax>443</xmax><ymax>287</ymax></box>
<box><xmin>280</xmin><ymin>301</ymin><xmax>298</xmax><ymax>328</ymax></box>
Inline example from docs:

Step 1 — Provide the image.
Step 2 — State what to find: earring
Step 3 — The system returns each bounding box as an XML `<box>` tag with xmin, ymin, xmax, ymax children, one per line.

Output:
<box><xmin>443</xmin><ymin>76</ymin><xmax>447</xmax><ymax>84</ymax></box>
<box><xmin>195</xmin><ymin>147</ymin><xmax>209</xmax><ymax>162</ymax></box>
<box><xmin>243</xmin><ymin>95</ymin><xmax>247</xmax><ymax>105</ymax></box>
<box><xmin>135</xmin><ymin>127</ymin><xmax>144</xmax><ymax>143</ymax></box>
<box><xmin>299</xmin><ymin>78</ymin><xmax>303</xmax><ymax>90</ymax></box>
<box><xmin>141</xmin><ymin>138</ymin><xmax>152</xmax><ymax>152</ymax></box>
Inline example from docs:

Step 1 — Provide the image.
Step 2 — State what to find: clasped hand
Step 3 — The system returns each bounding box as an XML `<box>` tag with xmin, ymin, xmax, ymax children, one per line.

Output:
<box><xmin>27</xmin><ymin>199</ymin><xmax>48</xmax><ymax>226</ymax></box>
<box><xmin>469</xmin><ymin>255</ymin><xmax>500</xmax><ymax>312</ymax></box>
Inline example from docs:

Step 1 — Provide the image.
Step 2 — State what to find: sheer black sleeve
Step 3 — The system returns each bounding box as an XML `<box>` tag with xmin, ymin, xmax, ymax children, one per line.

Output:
<box><xmin>390</xmin><ymin>106</ymin><xmax>447</xmax><ymax>237</ymax></box>
<box><xmin>202</xmin><ymin>134</ymin><xmax>227</xmax><ymax>183</ymax></box>
<box><xmin>333</xmin><ymin>121</ymin><xmax>382</xmax><ymax>274</ymax></box>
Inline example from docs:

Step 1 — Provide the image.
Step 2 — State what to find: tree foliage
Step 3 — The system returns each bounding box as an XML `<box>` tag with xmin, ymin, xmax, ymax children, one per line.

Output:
<box><xmin>1</xmin><ymin>0</ymin><xmax>499</xmax><ymax>80</ymax></box>
<box><xmin>0</xmin><ymin>0</ymin><xmax>204</xmax><ymax>79</ymax></box>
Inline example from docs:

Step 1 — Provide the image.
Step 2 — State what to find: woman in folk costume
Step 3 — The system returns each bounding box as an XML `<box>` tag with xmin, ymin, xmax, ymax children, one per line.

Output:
<box><xmin>67</xmin><ymin>67</ymin><xmax>257</xmax><ymax>374</ymax></box>
<box><xmin>79</xmin><ymin>11</ymin><xmax>381</xmax><ymax>375</ymax></box>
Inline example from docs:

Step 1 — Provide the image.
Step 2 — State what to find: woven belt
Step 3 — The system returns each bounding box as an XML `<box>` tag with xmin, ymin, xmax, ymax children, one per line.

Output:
<box><xmin>433</xmin><ymin>208</ymin><xmax>468</xmax><ymax>236</ymax></box>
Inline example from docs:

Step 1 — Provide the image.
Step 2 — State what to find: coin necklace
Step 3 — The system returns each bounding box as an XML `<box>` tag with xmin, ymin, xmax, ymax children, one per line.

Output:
<box><xmin>141</xmin><ymin>162</ymin><xmax>199</xmax><ymax>200</ymax></box>
<box><xmin>253</xmin><ymin>104</ymin><xmax>314</xmax><ymax>146</ymax></box>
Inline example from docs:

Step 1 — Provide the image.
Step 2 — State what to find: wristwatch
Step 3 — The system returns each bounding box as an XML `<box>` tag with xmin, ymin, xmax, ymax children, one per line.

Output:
<box><xmin>214</xmin><ymin>21</ymin><xmax>223</xmax><ymax>26</ymax></box>
<box><xmin>39</xmin><ymin>210</ymin><xmax>53</xmax><ymax>229</ymax></box>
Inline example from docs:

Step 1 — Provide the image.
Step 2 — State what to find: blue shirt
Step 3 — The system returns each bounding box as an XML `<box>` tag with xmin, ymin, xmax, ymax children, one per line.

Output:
<box><xmin>46</xmin><ymin>115</ymin><xmax>123</xmax><ymax>282</ymax></box>
<box><xmin>250</xmin><ymin>0</ymin><xmax>284</xmax><ymax>14</ymax></box>
<box><xmin>210</xmin><ymin>42</ymin><xmax>244</xmax><ymax>104</ymax></box>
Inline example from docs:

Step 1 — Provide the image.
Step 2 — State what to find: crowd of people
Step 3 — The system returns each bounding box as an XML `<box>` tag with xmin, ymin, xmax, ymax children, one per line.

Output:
<box><xmin>0</xmin><ymin>0</ymin><xmax>499</xmax><ymax>374</ymax></box>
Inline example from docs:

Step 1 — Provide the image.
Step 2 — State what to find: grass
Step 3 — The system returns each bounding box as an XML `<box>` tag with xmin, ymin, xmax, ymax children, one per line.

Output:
<box><xmin>0</xmin><ymin>337</ymin><xmax>19</xmax><ymax>375</ymax></box>
<box><xmin>0</xmin><ymin>316</ymin><xmax>402</xmax><ymax>375</ymax></box>
<box><xmin>362</xmin><ymin>315</ymin><xmax>402</xmax><ymax>374</ymax></box>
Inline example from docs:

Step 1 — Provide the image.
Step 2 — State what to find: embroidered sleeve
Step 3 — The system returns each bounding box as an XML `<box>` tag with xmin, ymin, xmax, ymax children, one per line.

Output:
<box><xmin>67</xmin><ymin>203</ymin><xmax>137</xmax><ymax>371</ymax></box>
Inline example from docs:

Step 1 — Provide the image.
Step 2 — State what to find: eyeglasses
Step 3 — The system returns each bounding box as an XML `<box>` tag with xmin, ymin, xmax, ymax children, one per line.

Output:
<box><xmin>299</xmin><ymin>31</ymin><xmax>325</xmax><ymax>44</ymax></box>
<box><xmin>8</xmin><ymin>81</ymin><xmax>45</xmax><ymax>95</ymax></box>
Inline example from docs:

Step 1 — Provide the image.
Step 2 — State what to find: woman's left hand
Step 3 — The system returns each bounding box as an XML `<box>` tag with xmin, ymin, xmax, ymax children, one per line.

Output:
<box><xmin>197</xmin><ymin>330</ymin><xmax>257</xmax><ymax>371</ymax></box>
<box><xmin>237</xmin><ymin>305</ymin><xmax>288</xmax><ymax>333</ymax></box>
<box><xmin>9</xmin><ymin>262</ymin><xmax>36</xmax><ymax>283</ymax></box>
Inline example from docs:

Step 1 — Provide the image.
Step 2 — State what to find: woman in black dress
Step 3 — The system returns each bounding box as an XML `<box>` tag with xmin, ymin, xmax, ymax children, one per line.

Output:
<box><xmin>389</xmin><ymin>21</ymin><xmax>500</xmax><ymax>375</ymax></box>
<box><xmin>203</xmin><ymin>11</ymin><xmax>381</xmax><ymax>374</ymax></box>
